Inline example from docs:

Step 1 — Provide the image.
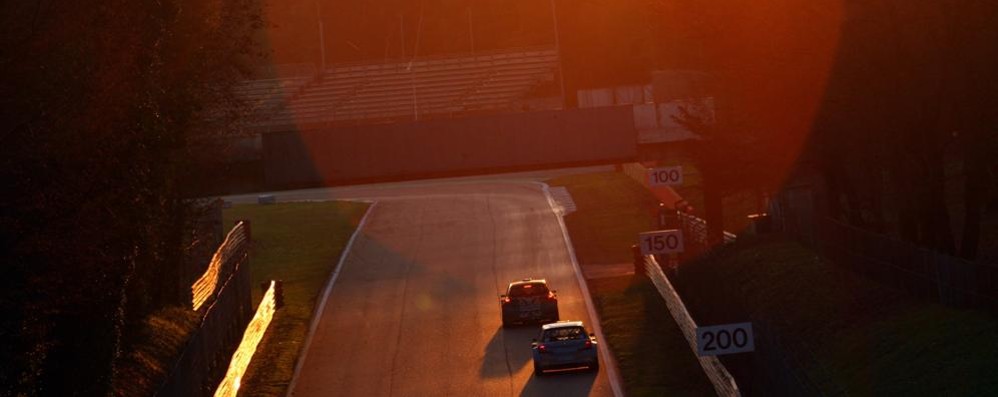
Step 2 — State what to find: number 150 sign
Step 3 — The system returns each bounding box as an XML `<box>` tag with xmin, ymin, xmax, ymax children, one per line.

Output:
<box><xmin>639</xmin><ymin>230</ymin><xmax>684</xmax><ymax>255</ymax></box>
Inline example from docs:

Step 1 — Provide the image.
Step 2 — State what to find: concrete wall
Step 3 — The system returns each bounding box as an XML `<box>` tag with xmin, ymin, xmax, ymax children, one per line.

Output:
<box><xmin>262</xmin><ymin>106</ymin><xmax>636</xmax><ymax>188</ymax></box>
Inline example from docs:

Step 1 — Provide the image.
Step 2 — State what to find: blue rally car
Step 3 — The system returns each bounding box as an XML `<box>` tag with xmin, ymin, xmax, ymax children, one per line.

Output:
<box><xmin>531</xmin><ymin>321</ymin><xmax>599</xmax><ymax>375</ymax></box>
<box><xmin>500</xmin><ymin>278</ymin><xmax>559</xmax><ymax>327</ymax></box>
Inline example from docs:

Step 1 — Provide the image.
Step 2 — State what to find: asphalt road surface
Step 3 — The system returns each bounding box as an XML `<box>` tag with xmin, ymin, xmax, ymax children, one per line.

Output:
<box><xmin>284</xmin><ymin>181</ymin><xmax>616</xmax><ymax>397</ymax></box>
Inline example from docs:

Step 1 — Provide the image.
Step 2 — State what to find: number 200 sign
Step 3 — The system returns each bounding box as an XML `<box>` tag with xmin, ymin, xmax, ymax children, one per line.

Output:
<box><xmin>639</xmin><ymin>230</ymin><xmax>684</xmax><ymax>255</ymax></box>
<box><xmin>696</xmin><ymin>323</ymin><xmax>755</xmax><ymax>356</ymax></box>
<box><xmin>648</xmin><ymin>166</ymin><xmax>683</xmax><ymax>187</ymax></box>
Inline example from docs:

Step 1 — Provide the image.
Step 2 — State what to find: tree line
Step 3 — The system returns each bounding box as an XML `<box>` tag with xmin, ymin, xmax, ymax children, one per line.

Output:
<box><xmin>1</xmin><ymin>0</ymin><xmax>262</xmax><ymax>394</ymax></box>
<box><xmin>657</xmin><ymin>1</ymin><xmax>997</xmax><ymax>260</ymax></box>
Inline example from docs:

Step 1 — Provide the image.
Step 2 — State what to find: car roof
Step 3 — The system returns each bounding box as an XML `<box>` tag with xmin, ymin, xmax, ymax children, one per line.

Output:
<box><xmin>509</xmin><ymin>278</ymin><xmax>547</xmax><ymax>287</ymax></box>
<box><xmin>541</xmin><ymin>321</ymin><xmax>584</xmax><ymax>330</ymax></box>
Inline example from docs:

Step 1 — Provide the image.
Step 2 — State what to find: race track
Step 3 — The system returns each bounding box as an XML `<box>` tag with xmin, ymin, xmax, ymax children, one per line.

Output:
<box><xmin>286</xmin><ymin>182</ymin><xmax>615</xmax><ymax>397</ymax></box>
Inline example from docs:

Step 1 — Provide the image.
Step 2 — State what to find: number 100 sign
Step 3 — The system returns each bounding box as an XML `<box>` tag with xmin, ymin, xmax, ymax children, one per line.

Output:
<box><xmin>648</xmin><ymin>166</ymin><xmax>683</xmax><ymax>186</ymax></box>
<box><xmin>638</xmin><ymin>229</ymin><xmax>684</xmax><ymax>255</ymax></box>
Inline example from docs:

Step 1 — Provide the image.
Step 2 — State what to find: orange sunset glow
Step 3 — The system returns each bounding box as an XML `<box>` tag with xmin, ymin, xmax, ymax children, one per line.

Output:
<box><xmin>6</xmin><ymin>1</ymin><xmax>998</xmax><ymax>396</ymax></box>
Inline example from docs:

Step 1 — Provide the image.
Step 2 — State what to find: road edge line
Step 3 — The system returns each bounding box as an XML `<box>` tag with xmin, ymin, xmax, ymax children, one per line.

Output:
<box><xmin>535</xmin><ymin>182</ymin><xmax>625</xmax><ymax>397</ymax></box>
<box><xmin>285</xmin><ymin>200</ymin><xmax>379</xmax><ymax>397</ymax></box>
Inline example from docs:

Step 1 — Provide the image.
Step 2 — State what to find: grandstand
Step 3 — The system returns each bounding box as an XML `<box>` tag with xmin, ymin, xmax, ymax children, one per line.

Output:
<box><xmin>239</xmin><ymin>47</ymin><xmax>561</xmax><ymax>129</ymax></box>
<box><xmin>234</xmin><ymin>64</ymin><xmax>314</xmax><ymax>123</ymax></box>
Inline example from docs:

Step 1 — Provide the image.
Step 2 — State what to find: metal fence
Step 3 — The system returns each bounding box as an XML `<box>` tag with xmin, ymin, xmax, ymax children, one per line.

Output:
<box><xmin>677</xmin><ymin>210</ymin><xmax>737</xmax><ymax>248</ymax></box>
<box><xmin>767</xmin><ymin>173</ymin><xmax>998</xmax><ymax>311</ymax></box>
<box><xmin>621</xmin><ymin>162</ymin><xmax>831</xmax><ymax>395</ymax></box>
<box><xmin>157</xmin><ymin>223</ymin><xmax>254</xmax><ymax>397</ymax></box>
<box><xmin>192</xmin><ymin>222</ymin><xmax>250</xmax><ymax>311</ymax></box>
<box><xmin>621</xmin><ymin>162</ymin><xmax>736</xmax><ymax>247</ymax></box>
<box><xmin>643</xmin><ymin>254</ymin><xmax>741</xmax><ymax>397</ymax></box>
<box><xmin>812</xmin><ymin>217</ymin><xmax>998</xmax><ymax>312</ymax></box>
<box><xmin>180</xmin><ymin>200</ymin><xmax>225</xmax><ymax>308</ymax></box>
<box><xmin>214</xmin><ymin>281</ymin><xmax>277</xmax><ymax>397</ymax></box>
<box><xmin>769</xmin><ymin>185</ymin><xmax>816</xmax><ymax>245</ymax></box>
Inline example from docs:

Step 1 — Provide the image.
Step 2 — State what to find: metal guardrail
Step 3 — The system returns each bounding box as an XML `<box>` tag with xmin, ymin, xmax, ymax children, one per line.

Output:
<box><xmin>213</xmin><ymin>280</ymin><xmax>278</xmax><ymax>397</ymax></box>
<box><xmin>158</xmin><ymin>225</ymin><xmax>253</xmax><ymax>397</ymax></box>
<box><xmin>644</xmin><ymin>254</ymin><xmax>741</xmax><ymax>397</ymax></box>
<box><xmin>621</xmin><ymin>162</ymin><xmax>737</xmax><ymax>245</ymax></box>
<box><xmin>192</xmin><ymin>222</ymin><xmax>249</xmax><ymax>311</ymax></box>
<box><xmin>677</xmin><ymin>210</ymin><xmax>737</xmax><ymax>246</ymax></box>
<box><xmin>816</xmin><ymin>216</ymin><xmax>998</xmax><ymax>312</ymax></box>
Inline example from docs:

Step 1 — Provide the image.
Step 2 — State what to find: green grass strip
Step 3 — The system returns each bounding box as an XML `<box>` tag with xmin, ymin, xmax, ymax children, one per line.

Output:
<box><xmin>223</xmin><ymin>201</ymin><xmax>369</xmax><ymax>397</ymax></box>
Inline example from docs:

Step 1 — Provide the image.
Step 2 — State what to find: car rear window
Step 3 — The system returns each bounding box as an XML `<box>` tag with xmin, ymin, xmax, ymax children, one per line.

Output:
<box><xmin>542</xmin><ymin>326</ymin><xmax>586</xmax><ymax>342</ymax></box>
<box><xmin>509</xmin><ymin>282</ymin><xmax>549</xmax><ymax>297</ymax></box>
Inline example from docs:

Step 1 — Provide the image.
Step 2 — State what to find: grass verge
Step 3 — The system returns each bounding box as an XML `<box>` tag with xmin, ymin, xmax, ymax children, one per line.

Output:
<box><xmin>223</xmin><ymin>201</ymin><xmax>370</xmax><ymax>397</ymax></box>
<box><xmin>589</xmin><ymin>276</ymin><xmax>717</xmax><ymax>396</ymax></box>
<box><xmin>548</xmin><ymin>172</ymin><xmax>716</xmax><ymax>396</ymax></box>
<box><xmin>551</xmin><ymin>170</ymin><xmax>998</xmax><ymax>395</ymax></box>
<box><xmin>550</xmin><ymin>171</ymin><xmax>660</xmax><ymax>265</ymax></box>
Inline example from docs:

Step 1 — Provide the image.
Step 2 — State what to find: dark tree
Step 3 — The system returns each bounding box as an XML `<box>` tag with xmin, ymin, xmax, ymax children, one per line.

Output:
<box><xmin>658</xmin><ymin>0</ymin><xmax>844</xmax><ymax>244</ymax></box>
<box><xmin>0</xmin><ymin>0</ymin><xmax>262</xmax><ymax>394</ymax></box>
<box><xmin>810</xmin><ymin>1</ymin><xmax>998</xmax><ymax>258</ymax></box>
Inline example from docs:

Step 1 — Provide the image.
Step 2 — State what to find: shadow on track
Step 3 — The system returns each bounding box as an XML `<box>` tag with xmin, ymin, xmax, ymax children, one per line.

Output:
<box><xmin>520</xmin><ymin>368</ymin><xmax>597</xmax><ymax>397</ymax></box>
<box><xmin>479</xmin><ymin>325</ymin><xmax>537</xmax><ymax>378</ymax></box>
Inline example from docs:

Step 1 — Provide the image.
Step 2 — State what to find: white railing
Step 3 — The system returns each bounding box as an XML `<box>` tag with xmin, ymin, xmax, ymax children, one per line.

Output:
<box><xmin>677</xmin><ymin>210</ymin><xmax>738</xmax><ymax>246</ymax></box>
<box><xmin>644</xmin><ymin>254</ymin><xmax>741</xmax><ymax>397</ymax></box>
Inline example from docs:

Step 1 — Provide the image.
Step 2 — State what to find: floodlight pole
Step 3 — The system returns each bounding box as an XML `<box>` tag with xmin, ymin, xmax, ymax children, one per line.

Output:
<box><xmin>549</xmin><ymin>0</ymin><xmax>568</xmax><ymax>108</ymax></box>
<box><xmin>316</xmin><ymin>1</ymin><xmax>326</xmax><ymax>72</ymax></box>
<box><xmin>468</xmin><ymin>6</ymin><xmax>476</xmax><ymax>53</ymax></box>
<box><xmin>400</xmin><ymin>14</ymin><xmax>406</xmax><ymax>58</ymax></box>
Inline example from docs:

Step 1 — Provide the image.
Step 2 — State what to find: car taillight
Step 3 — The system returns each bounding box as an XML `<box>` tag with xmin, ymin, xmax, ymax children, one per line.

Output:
<box><xmin>582</xmin><ymin>340</ymin><xmax>593</xmax><ymax>350</ymax></box>
<box><xmin>547</xmin><ymin>291</ymin><xmax>556</xmax><ymax>300</ymax></box>
<box><xmin>538</xmin><ymin>344</ymin><xmax>548</xmax><ymax>353</ymax></box>
<box><xmin>502</xmin><ymin>297</ymin><xmax>511</xmax><ymax>304</ymax></box>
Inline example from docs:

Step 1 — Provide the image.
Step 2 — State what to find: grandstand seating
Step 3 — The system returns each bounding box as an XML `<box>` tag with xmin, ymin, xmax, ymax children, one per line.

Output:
<box><xmin>234</xmin><ymin>76</ymin><xmax>312</xmax><ymax>123</ymax></box>
<box><xmin>245</xmin><ymin>47</ymin><xmax>560</xmax><ymax>128</ymax></box>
